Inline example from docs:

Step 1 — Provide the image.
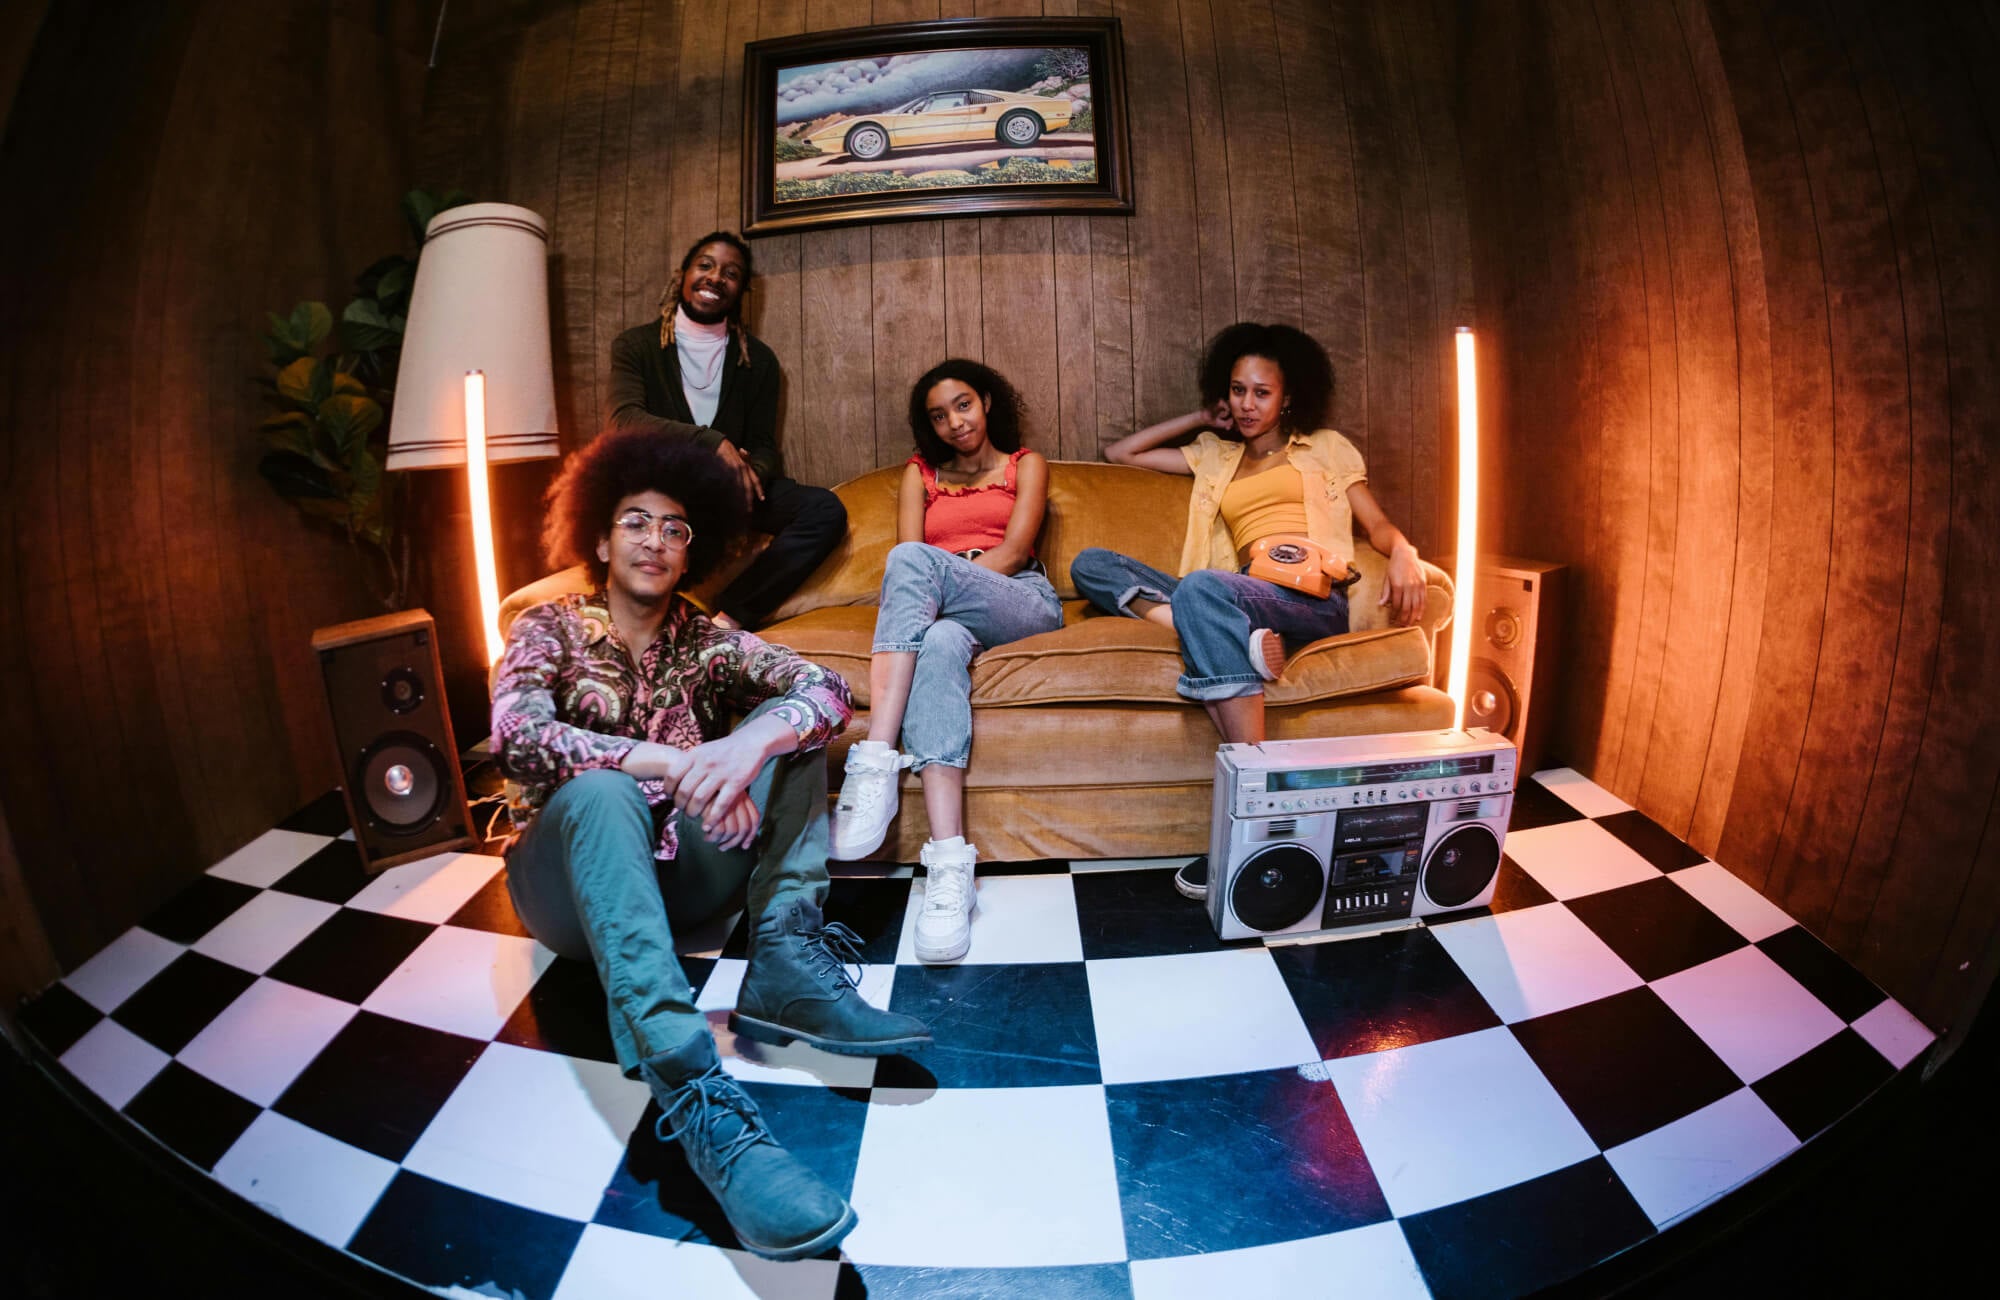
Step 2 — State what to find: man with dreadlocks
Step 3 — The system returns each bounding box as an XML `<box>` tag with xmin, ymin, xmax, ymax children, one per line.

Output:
<box><xmin>606</xmin><ymin>230</ymin><xmax>847</xmax><ymax>630</ymax></box>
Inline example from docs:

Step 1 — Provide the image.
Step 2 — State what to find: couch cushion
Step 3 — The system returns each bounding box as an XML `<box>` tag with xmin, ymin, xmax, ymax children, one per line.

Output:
<box><xmin>964</xmin><ymin>614</ymin><xmax>1433</xmax><ymax>707</ymax></box>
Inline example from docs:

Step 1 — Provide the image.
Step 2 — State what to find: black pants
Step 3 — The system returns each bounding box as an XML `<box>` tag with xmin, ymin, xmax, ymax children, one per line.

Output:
<box><xmin>719</xmin><ymin>475</ymin><xmax>847</xmax><ymax>627</ymax></box>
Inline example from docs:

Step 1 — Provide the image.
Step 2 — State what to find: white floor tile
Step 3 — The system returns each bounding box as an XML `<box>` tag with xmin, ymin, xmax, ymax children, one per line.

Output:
<box><xmin>894</xmin><ymin>872</ymin><xmax>1083</xmax><ymax>964</ymax></box>
<box><xmin>1668</xmin><ymin>862</ymin><xmax>1796</xmax><ymax>942</ymax></box>
<box><xmin>60</xmin><ymin>1018</ymin><xmax>170</xmax><ymax>1110</ymax></box>
<box><xmin>206</xmin><ymin>828</ymin><xmax>335</xmax><ymax>887</ymax></box>
<box><xmin>344</xmin><ymin>850</ymin><xmax>507</xmax><ymax>923</ymax></box>
<box><xmin>176</xmin><ymin>977</ymin><xmax>357</xmax><ymax>1106</ymax></box>
<box><xmin>1326</xmin><ymin>1025</ymin><xmax>1597</xmax><ymax>1218</ymax></box>
<box><xmin>211</xmin><ymin>1110</ymin><xmax>398</xmax><ymax>1248</ymax></box>
<box><xmin>1851</xmin><ymin>999</ymin><xmax>1935</xmax><ymax>1070</ymax></box>
<box><xmin>1086</xmin><ymin>948</ymin><xmax>1319</xmax><ymax>1085</ymax></box>
<box><xmin>192</xmin><ymin>890</ymin><xmax>340</xmax><ymax>974</ymax></box>
<box><xmin>1604</xmin><ymin>1088</ymin><xmax>1799</xmax><ymax>1227</ymax></box>
<box><xmin>554</xmin><ymin>1224</ymin><xmax>839</xmax><ymax>1300</ymax></box>
<box><xmin>403</xmin><ymin>1043</ymin><xmax>648</xmax><ymax>1221</ymax></box>
<box><xmin>1130</xmin><ymin>1222</ymin><xmax>1429</xmax><ymax>1300</ymax></box>
<box><xmin>1533</xmin><ymin>768</ymin><xmax>1632</xmax><ymax>817</ymax></box>
<box><xmin>1428</xmin><ymin>904</ymin><xmax>1644</xmax><ymax>1023</ymax></box>
<box><xmin>695</xmin><ymin>958</ymin><xmax>883</xmax><ymax>1089</ymax></box>
<box><xmin>360</xmin><ymin>926</ymin><xmax>554</xmax><ymax>1040</ymax></box>
<box><xmin>1502</xmin><ymin>819</ymin><xmax>1661</xmax><ymax>900</ymax></box>
<box><xmin>63</xmin><ymin>927</ymin><xmax>184</xmax><ymax>1013</ymax></box>
<box><xmin>1650</xmin><ymin>946</ymin><xmax>1845</xmax><ymax>1083</ymax></box>
<box><xmin>846</xmin><ymin>1085</ymin><xmax>1127</xmax><ymax>1267</ymax></box>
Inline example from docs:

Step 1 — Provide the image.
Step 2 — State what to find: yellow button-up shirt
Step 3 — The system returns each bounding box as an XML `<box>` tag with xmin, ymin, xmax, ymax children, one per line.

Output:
<box><xmin>1176</xmin><ymin>428</ymin><xmax>1370</xmax><ymax>576</ymax></box>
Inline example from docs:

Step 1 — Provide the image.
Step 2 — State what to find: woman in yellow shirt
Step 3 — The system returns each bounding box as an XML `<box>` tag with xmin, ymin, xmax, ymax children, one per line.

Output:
<box><xmin>1070</xmin><ymin>323</ymin><xmax>1426</xmax><ymax>899</ymax></box>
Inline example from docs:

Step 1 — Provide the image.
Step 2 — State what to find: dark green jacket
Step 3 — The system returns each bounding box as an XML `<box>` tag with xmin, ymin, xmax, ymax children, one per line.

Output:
<box><xmin>605</xmin><ymin>322</ymin><xmax>784</xmax><ymax>481</ymax></box>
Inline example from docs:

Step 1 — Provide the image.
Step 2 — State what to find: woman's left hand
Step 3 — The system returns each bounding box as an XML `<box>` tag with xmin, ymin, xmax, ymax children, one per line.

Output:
<box><xmin>1380</xmin><ymin>545</ymin><xmax>1426</xmax><ymax>626</ymax></box>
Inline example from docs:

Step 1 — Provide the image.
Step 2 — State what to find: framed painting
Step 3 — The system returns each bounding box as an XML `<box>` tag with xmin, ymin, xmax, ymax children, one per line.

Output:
<box><xmin>742</xmin><ymin>18</ymin><xmax>1134</xmax><ymax>236</ymax></box>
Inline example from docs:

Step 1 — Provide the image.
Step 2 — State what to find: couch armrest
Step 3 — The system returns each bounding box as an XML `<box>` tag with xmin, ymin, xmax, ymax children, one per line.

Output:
<box><xmin>1345</xmin><ymin>543</ymin><xmax>1454</xmax><ymax>638</ymax></box>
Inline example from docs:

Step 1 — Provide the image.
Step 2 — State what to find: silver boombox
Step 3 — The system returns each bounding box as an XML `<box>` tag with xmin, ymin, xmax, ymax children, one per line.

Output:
<box><xmin>1207</xmin><ymin>729</ymin><xmax>1517</xmax><ymax>941</ymax></box>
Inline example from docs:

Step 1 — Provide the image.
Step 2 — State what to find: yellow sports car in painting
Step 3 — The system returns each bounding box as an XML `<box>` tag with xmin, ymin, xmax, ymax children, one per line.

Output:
<box><xmin>802</xmin><ymin>89</ymin><xmax>1076</xmax><ymax>161</ymax></box>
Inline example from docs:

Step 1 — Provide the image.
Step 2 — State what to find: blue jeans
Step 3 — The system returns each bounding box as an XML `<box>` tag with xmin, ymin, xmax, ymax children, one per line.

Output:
<box><xmin>504</xmin><ymin>698</ymin><xmax>828</xmax><ymax>1074</ymax></box>
<box><xmin>871</xmin><ymin>542</ymin><xmax>1064</xmax><ymax>770</ymax></box>
<box><xmin>1068</xmin><ymin>546</ymin><xmax>1351</xmax><ymax>701</ymax></box>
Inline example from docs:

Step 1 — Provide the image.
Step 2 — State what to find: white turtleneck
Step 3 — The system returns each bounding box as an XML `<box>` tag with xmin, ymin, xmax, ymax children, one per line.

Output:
<box><xmin>674</xmin><ymin>306</ymin><xmax>730</xmax><ymax>427</ymax></box>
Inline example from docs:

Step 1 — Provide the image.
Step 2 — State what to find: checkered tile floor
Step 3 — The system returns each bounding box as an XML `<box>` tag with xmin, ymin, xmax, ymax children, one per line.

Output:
<box><xmin>16</xmin><ymin>768</ymin><xmax>1935</xmax><ymax>1299</ymax></box>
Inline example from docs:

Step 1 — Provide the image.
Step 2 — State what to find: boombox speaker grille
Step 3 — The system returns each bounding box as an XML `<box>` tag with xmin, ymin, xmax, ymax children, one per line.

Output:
<box><xmin>1230</xmin><ymin>844</ymin><xmax>1324</xmax><ymax>932</ymax></box>
<box><xmin>1423</xmin><ymin>825</ymin><xmax>1502</xmax><ymax>909</ymax></box>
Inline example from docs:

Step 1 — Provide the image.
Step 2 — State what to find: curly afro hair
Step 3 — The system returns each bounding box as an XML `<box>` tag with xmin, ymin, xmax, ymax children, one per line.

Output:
<box><xmin>541</xmin><ymin>429</ymin><xmax>749</xmax><ymax>588</ymax></box>
<box><xmin>1197</xmin><ymin>322</ymin><xmax>1336</xmax><ymax>435</ymax></box>
<box><xmin>906</xmin><ymin>358</ymin><xmax>1028</xmax><ymax>466</ymax></box>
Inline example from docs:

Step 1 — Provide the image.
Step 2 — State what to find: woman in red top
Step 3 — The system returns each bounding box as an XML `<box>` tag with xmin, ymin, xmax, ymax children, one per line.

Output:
<box><xmin>829</xmin><ymin>360</ymin><xmax>1060</xmax><ymax>962</ymax></box>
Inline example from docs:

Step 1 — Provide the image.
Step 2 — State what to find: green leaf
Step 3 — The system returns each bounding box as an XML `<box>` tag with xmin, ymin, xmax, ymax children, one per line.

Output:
<box><xmin>309</xmin><ymin>357</ymin><xmax>333</xmax><ymax>407</ymax></box>
<box><xmin>403</xmin><ymin>187</ymin><xmax>473</xmax><ymax>244</ymax></box>
<box><xmin>275</xmin><ymin>356</ymin><xmax>320</xmax><ymax>405</ymax></box>
<box><xmin>259</xmin><ymin>412</ymin><xmax>315</xmax><ymax>457</ymax></box>
<box><xmin>374</xmin><ymin>261</ymin><xmax>412</xmax><ymax>303</ymax></box>
<box><xmin>340</xmin><ymin>297</ymin><xmax>403</xmax><ymax>353</ymax></box>
<box><xmin>258</xmin><ymin>450</ymin><xmax>339</xmax><ymax>499</ymax></box>
<box><xmin>289</xmin><ymin>301</ymin><xmax>333</xmax><ymax>349</ymax></box>
<box><xmin>331</xmin><ymin>371</ymin><xmax>368</xmax><ymax>397</ymax></box>
<box><xmin>320</xmin><ymin>392</ymin><xmax>383</xmax><ymax>458</ymax></box>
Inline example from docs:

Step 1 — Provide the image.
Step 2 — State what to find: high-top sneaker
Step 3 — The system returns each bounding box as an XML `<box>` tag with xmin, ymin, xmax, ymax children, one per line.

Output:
<box><xmin>914</xmin><ymin>837</ymin><xmax>977</xmax><ymax>963</ymax></box>
<box><xmin>640</xmin><ymin>1032</ymin><xmax>855</xmax><ymax>1260</ymax></box>
<box><xmin>731</xmin><ymin>897</ymin><xmax>933</xmax><ymax>1055</ymax></box>
<box><xmin>828</xmin><ymin>741</ymin><xmax>912</xmax><ymax>860</ymax></box>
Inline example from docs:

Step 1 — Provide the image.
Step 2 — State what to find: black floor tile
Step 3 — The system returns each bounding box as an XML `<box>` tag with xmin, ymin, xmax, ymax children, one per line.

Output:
<box><xmin>1753</xmin><ymin>1028</ymin><xmax>1895</xmax><ymax>1141</ymax></box>
<box><xmin>1401</xmin><ymin>1156</ymin><xmax>1655</xmax><ymax>1300</ymax></box>
<box><xmin>1510</xmin><ymin>778</ymin><xmax>1587</xmax><ymax>831</ymax></box>
<box><xmin>139</xmin><ymin>875</ymin><xmax>261</xmax><ymax>945</ymax></box>
<box><xmin>1488</xmin><ymin>852</ymin><xmax>1557</xmax><ymax>914</ymax></box>
<box><xmin>1595</xmin><ymin>808</ymin><xmax>1707</xmax><ymax>872</ymax></box>
<box><xmin>276</xmin><ymin>788</ymin><xmax>354</xmax><ymax>836</ymax></box>
<box><xmin>272</xmin><ymin>1011</ymin><xmax>485</xmax><ymax>1162</ymax></box>
<box><xmin>122</xmin><ymin>1060</ymin><xmax>262</xmax><ymax>1170</ymax></box>
<box><xmin>1073</xmin><ymin>869</ymin><xmax>1239</xmax><ymax>960</ymax></box>
<box><xmin>920</xmin><ymin>857</ymin><xmax>1073</xmax><ymax>877</ymax></box>
<box><xmin>596</xmin><ymin>1082</ymin><xmax>870</xmax><ymax>1254</ymax></box>
<box><xmin>839</xmin><ymin>1263</ymin><xmax>1133</xmax><ymax>1299</ymax></box>
<box><xmin>718</xmin><ymin>875</ymin><xmax>913</xmax><ymax>962</ymax></box>
<box><xmin>272</xmin><ymin>839</ymin><xmax>376</xmax><ymax>905</ymax></box>
<box><xmin>1510</xmin><ymin>987</ymin><xmax>1741</xmax><ymax>1149</ymax></box>
<box><xmin>17</xmin><ymin>982</ymin><xmax>103</xmax><ymax>1057</ymax></box>
<box><xmin>1757</xmin><ymin>926</ymin><xmax>1886</xmax><ymax>1022</ymax></box>
<box><xmin>266</xmin><ymin>907</ymin><xmax>434</xmax><ymax>1005</ymax></box>
<box><xmin>1270</xmin><ymin>926</ymin><xmax>1500</xmax><ymax>1060</ymax></box>
<box><xmin>445</xmin><ymin>868</ymin><xmax>534</xmax><ymax>938</ymax></box>
<box><xmin>876</xmin><ymin>962</ymin><xmax>1100</xmax><ymax>1088</ymax></box>
<box><xmin>348</xmin><ymin>1170</ymin><xmax>582</xmax><ymax>1300</ymax></box>
<box><xmin>494</xmin><ymin>957</ymin><xmax>619</xmax><ymax>1065</ymax></box>
<box><xmin>1567</xmin><ymin>875</ymin><xmax>1747</xmax><ymax>981</ymax></box>
<box><xmin>110</xmin><ymin>951</ymin><xmax>258</xmax><ymax>1054</ymax></box>
<box><xmin>1106</xmin><ymin>1066</ymin><xmax>1390</xmax><ymax>1259</ymax></box>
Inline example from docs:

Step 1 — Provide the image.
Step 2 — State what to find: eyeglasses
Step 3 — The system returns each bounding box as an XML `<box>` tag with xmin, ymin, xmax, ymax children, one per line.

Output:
<box><xmin>611</xmin><ymin>510</ymin><xmax>694</xmax><ymax>549</ymax></box>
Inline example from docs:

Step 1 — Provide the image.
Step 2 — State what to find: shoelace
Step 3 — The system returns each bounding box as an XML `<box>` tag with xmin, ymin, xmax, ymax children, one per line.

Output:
<box><xmin>654</xmin><ymin>1063</ymin><xmax>771</xmax><ymax>1170</ymax></box>
<box><xmin>799</xmin><ymin>919</ymin><xmax>867</xmax><ymax>990</ymax></box>
<box><xmin>835</xmin><ymin>751</ymin><xmax>912</xmax><ymax>814</ymax></box>
<box><xmin>923</xmin><ymin>861</ymin><xmax>971</xmax><ymax>913</ymax></box>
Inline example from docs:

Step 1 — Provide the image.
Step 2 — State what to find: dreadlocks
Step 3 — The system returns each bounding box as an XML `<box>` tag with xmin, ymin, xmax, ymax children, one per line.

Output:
<box><xmin>659</xmin><ymin>230</ymin><xmax>755</xmax><ymax>367</ymax></box>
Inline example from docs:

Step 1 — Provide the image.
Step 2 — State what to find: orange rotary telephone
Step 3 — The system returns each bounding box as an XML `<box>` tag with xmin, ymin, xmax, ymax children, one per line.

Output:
<box><xmin>1246</xmin><ymin>535</ymin><xmax>1360</xmax><ymax>599</ymax></box>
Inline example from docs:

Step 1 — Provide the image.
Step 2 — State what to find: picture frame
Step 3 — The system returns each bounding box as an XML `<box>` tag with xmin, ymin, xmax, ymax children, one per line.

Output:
<box><xmin>741</xmin><ymin>18</ymin><xmax>1134</xmax><ymax>237</ymax></box>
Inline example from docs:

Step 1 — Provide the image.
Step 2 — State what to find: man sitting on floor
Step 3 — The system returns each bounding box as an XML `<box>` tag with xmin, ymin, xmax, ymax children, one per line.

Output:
<box><xmin>491</xmin><ymin>428</ymin><xmax>929</xmax><ymax>1261</ymax></box>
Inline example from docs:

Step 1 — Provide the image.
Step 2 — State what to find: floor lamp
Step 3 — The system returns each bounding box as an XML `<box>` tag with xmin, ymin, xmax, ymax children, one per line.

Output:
<box><xmin>385</xmin><ymin>204</ymin><xmax>561</xmax><ymax>664</ymax></box>
<box><xmin>1449</xmin><ymin>326</ymin><xmax>1479</xmax><ymax>731</ymax></box>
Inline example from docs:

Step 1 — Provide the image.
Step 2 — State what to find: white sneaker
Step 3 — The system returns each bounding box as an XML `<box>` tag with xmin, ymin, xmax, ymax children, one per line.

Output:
<box><xmin>829</xmin><ymin>741</ymin><xmax>911</xmax><ymax>860</ymax></box>
<box><xmin>914</xmin><ymin>838</ymin><xmax>977</xmax><ymax>963</ymax></box>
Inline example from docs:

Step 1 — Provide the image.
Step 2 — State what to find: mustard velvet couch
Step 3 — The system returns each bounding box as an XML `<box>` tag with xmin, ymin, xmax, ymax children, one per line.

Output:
<box><xmin>496</xmin><ymin>461</ymin><xmax>1456</xmax><ymax>862</ymax></box>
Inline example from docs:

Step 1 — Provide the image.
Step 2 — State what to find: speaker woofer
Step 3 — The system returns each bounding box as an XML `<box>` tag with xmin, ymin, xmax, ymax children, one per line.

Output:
<box><xmin>1229</xmin><ymin>843</ymin><xmax>1324</xmax><ymax>932</ymax></box>
<box><xmin>1466</xmin><ymin>657</ymin><xmax>1520</xmax><ymax>737</ymax></box>
<box><xmin>1422</xmin><ymin>825</ymin><xmax>1501</xmax><ymax>909</ymax></box>
<box><xmin>356</xmin><ymin>732</ymin><xmax>446</xmax><ymax>834</ymax></box>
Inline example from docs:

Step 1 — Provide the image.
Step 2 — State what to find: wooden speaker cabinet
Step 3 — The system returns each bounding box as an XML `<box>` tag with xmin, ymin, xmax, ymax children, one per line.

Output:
<box><xmin>311</xmin><ymin>609</ymin><xmax>476</xmax><ymax>872</ymax></box>
<box><xmin>1448</xmin><ymin>557</ymin><xmax>1566</xmax><ymax>779</ymax></box>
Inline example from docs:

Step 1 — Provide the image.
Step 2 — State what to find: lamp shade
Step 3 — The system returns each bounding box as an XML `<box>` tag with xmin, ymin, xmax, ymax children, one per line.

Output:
<box><xmin>386</xmin><ymin>203</ymin><xmax>560</xmax><ymax>469</ymax></box>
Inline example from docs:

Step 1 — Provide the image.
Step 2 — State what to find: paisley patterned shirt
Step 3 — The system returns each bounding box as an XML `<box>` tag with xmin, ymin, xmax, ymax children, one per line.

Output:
<box><xmin>491</xmin><ymin>590</ymin><xmax>852</xmax><ymax>859</ymax></box>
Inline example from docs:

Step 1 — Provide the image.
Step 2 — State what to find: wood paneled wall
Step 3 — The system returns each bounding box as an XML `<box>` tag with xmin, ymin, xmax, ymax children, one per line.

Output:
<box><xmin>0</xmin><ymin>0</ymin><xmax>428</xmax><ymax>980</ymax></box>
<box><xmin>1457</xmin><ymin>0</ymin><xmax>2000</xmax><ymax>1028</ymax></box>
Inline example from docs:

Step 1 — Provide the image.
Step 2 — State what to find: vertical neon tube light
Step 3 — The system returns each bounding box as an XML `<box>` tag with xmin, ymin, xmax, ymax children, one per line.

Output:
<box><xmin>1449</xmin><ymin>328</ymin><xmax>1479</xmax><ymax>731</ymax></box>
<box><xmin>464</xmin><ymin>370</ymin><xmax>505</xmax><ymax>665</ymax></box>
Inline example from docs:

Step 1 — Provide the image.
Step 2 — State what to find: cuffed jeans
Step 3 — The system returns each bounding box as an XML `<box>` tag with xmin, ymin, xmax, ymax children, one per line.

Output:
<box><xmin>871</xmin><ymin>542</ymin><xmax>1063</xmax><ymax>770</ymax></box>
<box><xmin>1068</xmin><ymin>546</ymin><xmax>1351</xmax><ymax>701</ymax></box>
<box><xmin>503</xmin><ymin>698</ymin><xmax>830</xmax><ymax>1075</ymax></box>
<box><xmin>719</xmin><ymin>477</ymin><xmax>847</xmax><ymax>628</ymax></box>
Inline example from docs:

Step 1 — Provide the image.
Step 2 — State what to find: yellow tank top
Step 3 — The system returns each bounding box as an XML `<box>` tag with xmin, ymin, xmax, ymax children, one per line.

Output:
<box><xmin>1220</xmin><ymin>464</ymin><xmax>1309</xmax><ymax>562</ymax></box>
